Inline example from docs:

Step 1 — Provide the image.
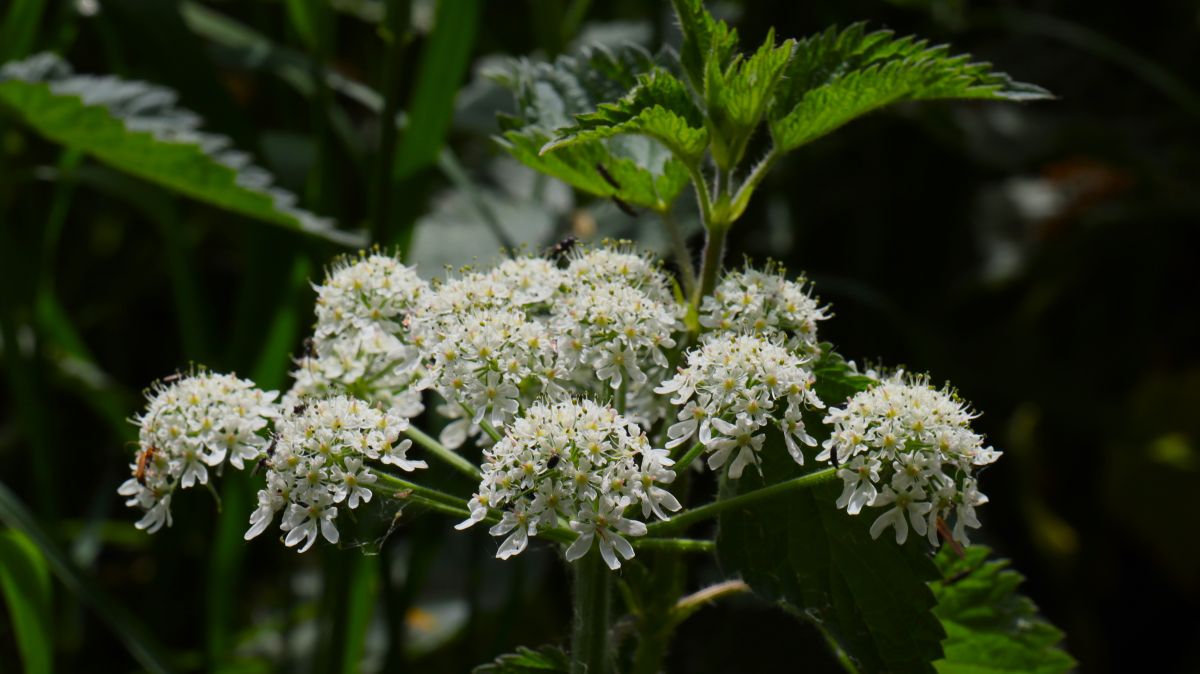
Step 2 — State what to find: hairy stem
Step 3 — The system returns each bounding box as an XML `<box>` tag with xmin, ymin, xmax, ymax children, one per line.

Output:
<box><xmin>404</xmin><ymin>426</ymin><xmax>481</xmax><ymax>481</ymax></box>
<box><xmin>631</xmin><ymin>537</ymin><xmax>714</xmax><ymax>553</ymax></box>
<box><xmin>571</xmin><ymin>550</ymin><xmax>612</xmax><ymax>674</ymax></box>
<box><xmin>671</xmin><ymin>441</ymin><xmax>705</xmax><ymax>473</ymax></box>
<box><xmin>646</xmin><ymin>467</ymin><xmax>838</xmax><ymax>535</ymax></box>
<box><xmin>659</xmin><ymin>208</ymin><xmax>696</xmax><ymax>297</ymax></box>
<box><xmin>694</xmin><ymin>224</ymin><xmax>728</xmax><ymax>304</ymax></box>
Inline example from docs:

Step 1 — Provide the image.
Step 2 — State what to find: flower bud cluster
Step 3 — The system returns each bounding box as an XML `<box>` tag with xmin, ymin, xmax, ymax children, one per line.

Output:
<box><xmin>246</xmin><ymin>395</ymin><xmax>423</xmax><ymax>552</ymax></box>
<box><xmin>819</xmin><ymin>374</ymin><xmax>1001</xmax><ymax>547</ymax></box>
<box><xmin>458</xmin><ymin>398</ymin><xmax>680</xmax><ymax>570</ymax></box>
<box><xmin>119</xmin><ymin>372</ymin><xmax>277</xmax><ymax>533</ymax></box>
<box><xmin>700</xmin><ymin>265</ymin><xmax>829</xmax><ymax>356</ymax></box>
<box><xmin>657</xmin><ymin>334</ymin><xmax>822</xmax><ymax>478</ymax></box>
<box><xmin>289</xmin><ymin>252</ymin><xmax>429</xmax><ymax>417</ymax></box>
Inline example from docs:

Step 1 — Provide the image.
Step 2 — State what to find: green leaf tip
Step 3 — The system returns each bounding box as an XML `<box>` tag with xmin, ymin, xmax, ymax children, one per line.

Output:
<box><xmin>0</xmin><ymin>53</ymin><xmax>363</xmax><ymax>247</ymax></box>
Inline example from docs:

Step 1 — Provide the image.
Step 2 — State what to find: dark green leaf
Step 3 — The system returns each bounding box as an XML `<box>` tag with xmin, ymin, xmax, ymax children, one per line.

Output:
<box><xmin>0</xmin><ymin>0</ymin><xmax>46</xmax><ymax>62</ymax></box>
<box><xmin>0</xmin><ymin>530</ymin><xmax>54</xmax><ymax>674</ymax></box>
<box><xmin>769</xmin><ymin>24</ymin><xmax>1051</xmax><ymax>153</ymax></box>
<box><xmin>0</xmin><ymin>54</ymin><xmax>362</xmax><ymax>246</ymax></box>
<box><xmin>718</xmin><ymin>421</ymin><xmax>946</xmax><ymax>673</ymax></box>
<box><xmin>932</xmin><ymin>546</ymin><xmax>1076</xmax><ymax>674</ymax></box>
<box><xmin>491</xmin><ymin>45</ymin><xmax>690</xmax><ymax>212</ymax></box>
<box><xmin>473</xmin><ymin>645</ymin><xmax>570</xmax><ymax>673</ymax></box>
<box><xmin>669</xmin><ymin>0</ymin><xmax>738</xmax><ymax>93</ymax></box>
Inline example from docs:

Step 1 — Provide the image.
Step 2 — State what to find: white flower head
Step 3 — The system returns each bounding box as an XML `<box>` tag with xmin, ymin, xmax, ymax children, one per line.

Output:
<box><xmin>290</xmin><ymin>251</ymin><xmax>431</xmax><ymax>416</ymax></box>
<box><xmin>700</xmin><ymin>264</ymin><xmax>829</xmax><ymax>357</ymax></box>
<box><xmin>565</xmin><ymin>242</ymin><xmax>674</xmax><ymax>305</ymax></box>
<box><xmin>119</xmin><ymin>371</ymin><xmax>278</xmax><ymax>533</ymax></box>
<box><xmin>461</xmin><ymin>398</ymin><xmax>678</xmax><ymax>568</ymax></box>
<box><xmin>655</xmin><ymin>333</ymin><xmax>822</xmax><ymax>476</ymax></box>
<box><xmin>245</xmin><ymin>395</ymin><xmax>424</xmax><ymax>551</ymax></box>
<box><xmin>820</xmin><ymin>373</ymin><xmax>1000</xmax><ymax>547</ymax></box>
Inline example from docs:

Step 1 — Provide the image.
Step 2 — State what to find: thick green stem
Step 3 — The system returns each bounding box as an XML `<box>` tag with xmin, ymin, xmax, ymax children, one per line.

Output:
<box><xmin>404</xmin><ymin>426</ymin><xmax>481</xmax><ymax>481</ymax></box>
<box><xmin>647</xmin><ymin>467</ymin><xmax>838</xmax><ymax>535</ymax></box>
<box><xmin>694</xmin><ymin>224</ymin><xmax>729</xmax><ymax>305</ymax></box>
<box><xmin>571</xmin><ymin>550</ymin><xmax>612</xmax><ymax>674</ymax></box>
<box><xmin>631</xmin><ymin>537</ymin><xmax>714</xmax><ymax>553</ymax></box>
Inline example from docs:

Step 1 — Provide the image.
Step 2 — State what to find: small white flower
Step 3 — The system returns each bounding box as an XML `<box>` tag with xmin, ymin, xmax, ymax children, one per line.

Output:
<box><xmin>565</xmin><ymin>495</ymin><xmax>647</xmax><ymax>571</ymax></box>
<box><xmin>823</xmin><ymin>373</ymin><xmax>1000</xmax><ymax>548</ymax></box>
<box><xmin>120</xmin><ymin>371</ymin><xmax>278</xmax><ymax>533</ymax></box>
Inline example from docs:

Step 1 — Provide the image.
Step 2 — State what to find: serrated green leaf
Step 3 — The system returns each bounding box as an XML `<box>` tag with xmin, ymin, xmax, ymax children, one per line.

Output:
<box><xmin>0</xmin><ymin>530</ymin><xmax>54</xmax><ymax>674</ymax></box>
<box><xmin>491</xmin><ymin>45</ymin><xmax>691</xmax><ymax>212</ymax></box>
<box><xmin>473</xmin><ymin>645</ymin><xmax>570</xmax><ymax>673</ymax></box>
<box><xmin>769</xmin><ymin>24</ymin><xmax>1051</xmax><ymax>153</ymax></box>
<box><xmin>704</xmin><ymin>30</ymin><xmax>795</xmax><ymax>168</ymax></box>
<box><xmin>543</xmin><ymin>68</ymin><xmax>708</xmax><ymax>164</ymax></box>
<box><xmin>717</xmin><ymin>355</ymin><xmax>946</xmax><ymax>674</ymax></box>
<box><xmin>0</xmin><ymin>53</ymin><xmax>361</xmax><ymax>246</ymax></box>
<box><xmin>669</xmin><ymin>0</ymin><xmax>738</xmax><ymax>93</ymax></box>
<box><xmin>932</xmin><ymin>547</ymin><xmax>1076</xmax><ymax>674</ymax></box>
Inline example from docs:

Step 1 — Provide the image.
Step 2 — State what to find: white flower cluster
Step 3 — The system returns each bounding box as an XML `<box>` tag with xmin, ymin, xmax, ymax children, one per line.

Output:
<box><xmin>700</xmin><ymin>266</ymin><xmax>829</xmax><ymax>356</ymax></box>
<box><xmin>119</xmin><ymin>372</ymin><xmax>278</xmax><ymax>533</ymax></box>
<box><xmin>563</xmin><ymin>244</ymin><xmax>674</xmax><ymax>305</ymax></box>
<box><xmin>819</xmin><ymin>374</ymin><xmax>1001</xmax><ymax>547</ymax></box>
<box><xmin>289</xmin><ymin>252</ymin><xmax>430</xmax><ymax>417</ymax></box>
<box><xmin>246</xmin><ymin>396</ymin><xmax>423</xmax><ymax>552</ymax></box>
<box><xmin>458</xmin><ymin>398</ymin><xmax>680</xmax><ymax>570</ymax></box>
<box><xmin>657</xmin><ymin>334</ymin><xmax>823</xmax><ymax>477</ymax></box>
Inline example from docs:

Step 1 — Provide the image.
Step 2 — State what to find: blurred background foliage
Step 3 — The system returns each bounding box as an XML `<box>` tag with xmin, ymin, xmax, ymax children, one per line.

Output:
<box><xmin>0</xmin><ymin>0</ymin><xmax>1197</xmax><ymax>672</ymax></box>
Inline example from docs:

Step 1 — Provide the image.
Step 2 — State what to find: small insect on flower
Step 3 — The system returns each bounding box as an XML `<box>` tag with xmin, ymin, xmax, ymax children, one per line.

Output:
<box><xmin>544</xmin><ymin>235</ymin><xmax>579</xmax><ymax>262</ymax></box>
<box><xmin>546</xmin><ymin>453</ymin><xmax>561</xmax><ymax>470</ymax></box>
<box><xmin>292</xmin><ymin>403</ymin><xmax>308</xmax><ymax>416</ymax></box>
<box><xmin>301</xmin><ymin>337</ymin><xmax>317</xmax><ymax>359</ymax></box>
<box><xmin>135</xmin><ymin>446</ymin><xmax>157</xmax><ymax>484</ymax></box>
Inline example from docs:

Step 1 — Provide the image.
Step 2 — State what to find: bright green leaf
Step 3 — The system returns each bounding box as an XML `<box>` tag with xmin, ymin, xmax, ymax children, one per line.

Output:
<box><xmin>769</xmin><ymin>24</ymin><xmax>1051</xmax><ymax>153</ymax></box>
<box><xmin>0</xmin><ymin>53</ymin><xmax>362</xmax><ymax>247</ymax></box>
<box><xmin>0</xmin><ymin>529</ymin><xmax>54</xmax><ymax>674</ymax></box>
<box><xmin>932</xmin><ymin>546</ymin><xmax>1076</xmax><ymax>674</ymax></box>
<box><xmin>473</xmin><ymin>645</ymin><xmax>570</xmax><ymax>673</ymax></box>
<box><xmin>542</xmin><ymin>68</ymin><xmax>708</xmax><ymax>164</ymax></box>
<box><xmin>669</xmin><ymin>0</ymin><xmax>738</xmax><ymax>93</ymax></box>
<box><xmin>491</xmin><ymin>45</ymin><xmax>690</xmax><ymax>212</ymax></box>
<box><xmin>718</xmin><ymin>351</ymin><xmax>945</xmax><ymax>674</ymax></box>
<box><xmin>704</xmin><ymin>30</ymin><xmax>795</xmax><ymax>168</ymax></box>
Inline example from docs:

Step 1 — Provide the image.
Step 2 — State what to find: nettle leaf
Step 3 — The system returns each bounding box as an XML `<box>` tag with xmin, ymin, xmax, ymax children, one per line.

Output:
<box><xmin>491</xmin><ymin>45</ymin><xmax>690</xmax><ymax>212</ymax></box>
<box><xmin>932</xmin><ymin>547</ymin><xmax>1076</xmax><ymax>674</ymax></box>
<box><xmin>769</xmin><ymin>24</ymin><xmax>1051</xmax><ymax>154</ymax></box>
<box><xmin>704</xmin><ymin>30</ymin><xmax>795</xmax><ymax>168</ymax></box>
<box><xmin>669</xmin><ymin>0</ymin><xmax>739</xmax><ymax>93</ymax></box>
<box><xmin>473</xmin><ymin>645</ymin><xmax>570</xmax><ymax>674</ymax></box>
<box><xmin>0</xmin><ymin>53</ymin><xmax>359</xmax><ymax>246</ymax></box>
<box><xmin>543</xmin><ymin>68</ymin><xmax>708</xmax><ymax>164</ymax></box>
<box><xmin>718</xmin><ymin>352</ymin><xmax>946</xmax><ymax>674</ymax></box>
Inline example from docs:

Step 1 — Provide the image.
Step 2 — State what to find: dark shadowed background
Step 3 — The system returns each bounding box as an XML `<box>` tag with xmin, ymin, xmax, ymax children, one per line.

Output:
<box><xmin>1</xmin><ymin>0</ymin><xmax>1197</xmax><ymax>672</ymax></box>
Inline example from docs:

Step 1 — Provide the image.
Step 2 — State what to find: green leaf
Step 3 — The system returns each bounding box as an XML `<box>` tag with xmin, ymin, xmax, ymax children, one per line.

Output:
<box><xmin>491</xmin><ymin>45</ymin><xmax>691</xmax><ymax>213</ymax></box>
<box><xmin>769</xmin><ymin>24</ymin><xmax>1052</xmax><ymax>153</ymax></box>
<box><xmin>473</xmin><ymin>645</ymin><xmax>570</xmax><ymax>673</ymax></box>
<box><xmin>0</xmin><ymin>530</ymin><xmax>54</xmax><ymax>674</ymax></box>
<box><xmin>718</xmin><ymin>354</ymin><xmax>945</xmax><ymax>673</ymax></box>
<box><xmin>932</xmin><ymin>546</ymin><xmax>1076</xmax><ymax>674</ymax></box>
<box><xmin>0</xmin><ymin>53</ymin><xmax>362</xmax><ymax>247</ymax></box>
<box><xmin>0</xmin><ymin>0</ymin><xmax>46</xmax><ymax>62</ymax></box>
<box><xmin>669</xmin><ymin>0</ymin><xmax>739</xmax><ymax>93</ymax></box>
<box><xmin>704</xmin><ymin>30</ymin><xmax>796</xmax><ymax>168</ymax></box>
<box><xmin>542</xmin><ymin>68</ymin><xmax>708</xmax><ymax>165</ymax></box>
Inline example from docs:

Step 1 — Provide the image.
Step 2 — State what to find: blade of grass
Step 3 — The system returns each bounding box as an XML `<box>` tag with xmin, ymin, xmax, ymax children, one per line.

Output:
<box><xmin>340</xmin><ymin>554</ymin><xmax>380</xmax><ymax>673</ymax></box>
<box><xmin>0</xmin><ymin>0</ymin><xmax>46</xmax><ymax>62</ymax></box>
<box><xmin>0</xmin><ymin>529</ymin><xmax>54</xmax><ymax>674</ymax></box>
<box><xmin>0</xmin><ymin>481</ymin><xmax>175</xmax><ymax>673</ymax></box>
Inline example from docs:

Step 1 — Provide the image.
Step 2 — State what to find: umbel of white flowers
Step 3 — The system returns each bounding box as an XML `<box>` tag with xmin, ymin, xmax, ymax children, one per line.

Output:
<box><xmin>120</xmin><ymin>244</ymin><xmax>1000</xmax><ymax>566</ymax></box>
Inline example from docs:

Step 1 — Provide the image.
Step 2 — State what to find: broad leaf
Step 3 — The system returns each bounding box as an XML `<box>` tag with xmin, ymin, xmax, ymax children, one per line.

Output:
<box><xmin>474</xmin><ymin>645</ymin><xmax>570</xmax><ymax>673</ymax></box>
<box><xmin>669</xmin><ymin>0</ymin><xmax>738</xmax><ymax>93</ymax></box>
<box><xmin>0</xmin><ymin>530</ymin><xmax>53</xmax><ymax>674</ymax></box>
<box><xmin>718</xmin><ymin>352</ymin><xmax>946</xmax><ymax>674</ymax></box>
<box><xmin>932</xmin><ymin>546</ymin><xmax>1076</xmax><ymax>674</ymax></box>
<box><xmin>491</xmin><ymin>45</ymin><xmax>690</xmax><ymax>213</ymax></box>
<box><xmin>0</xmin><ymin>53</ymin><xmax>360</xmax><ymax>246</ymax></box>
<box><xmin>769</xmin><ymin>24</ymin><xmax>1051</xmax><ymax>153</ymax></box>
<box><xmin>542</xmin><ymin>68</ymin><xmax>708</xmax><ymax>165</ymax></box>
